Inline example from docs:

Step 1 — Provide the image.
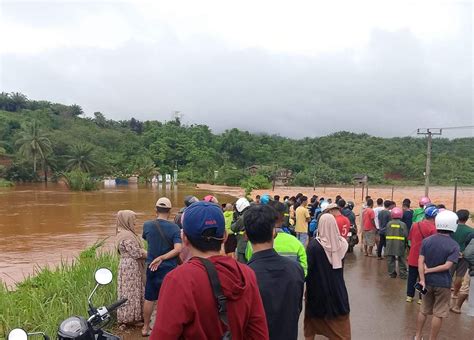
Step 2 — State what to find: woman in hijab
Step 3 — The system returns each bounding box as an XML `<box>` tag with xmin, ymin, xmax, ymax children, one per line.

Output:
<box><xmin>115</xmin><ymin>210</ymin><xmax>147</xmax><ymax>329</ymax></box>
<box><xmin>304</xmin><ymin>213</ymin><xmax>351</xmax><ymax>340</ymax></box>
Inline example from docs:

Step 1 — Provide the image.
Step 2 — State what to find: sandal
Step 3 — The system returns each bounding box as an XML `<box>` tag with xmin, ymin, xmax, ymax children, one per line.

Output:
<box><xmin>142</xmin><ymin>327</ymin><xmax>151</xmax><ymax>337</ymax></box>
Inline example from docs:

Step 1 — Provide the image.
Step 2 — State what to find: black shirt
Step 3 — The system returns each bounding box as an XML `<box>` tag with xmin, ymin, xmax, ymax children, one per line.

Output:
<box><xmin>248</xmin><ymin>248</ymin><xmax>304</xmax><ymax>340</ymax></box>
<box><xmin>305</xmin><ymin>240</ymin><xmax>350</xmax><ymax>319</ymax></box>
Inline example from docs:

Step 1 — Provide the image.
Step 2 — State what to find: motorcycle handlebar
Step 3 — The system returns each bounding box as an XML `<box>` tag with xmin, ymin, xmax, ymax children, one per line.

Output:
<box><xmin>106</xmin><ymin>298</ymin><xmax>128</xmax><ymax>313</ymax></box>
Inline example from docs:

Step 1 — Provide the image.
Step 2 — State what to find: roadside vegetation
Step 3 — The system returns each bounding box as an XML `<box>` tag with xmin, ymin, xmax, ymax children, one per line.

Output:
<box><xmin>0</xmin><ymin>241</ymin><xmax>118</xmax><ymax>338</ymax></box>
<box><xmin>1</xmin><ymin>92</ymin><xmax>473</xmax><ymax>188</ymax></box>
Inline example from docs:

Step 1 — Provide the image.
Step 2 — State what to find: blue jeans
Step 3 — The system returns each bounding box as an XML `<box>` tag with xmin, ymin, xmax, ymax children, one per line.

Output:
<box><xmin>297</xmin><ymin>232</ymin><xmax>308</xmax><ymax>246</ymax></box>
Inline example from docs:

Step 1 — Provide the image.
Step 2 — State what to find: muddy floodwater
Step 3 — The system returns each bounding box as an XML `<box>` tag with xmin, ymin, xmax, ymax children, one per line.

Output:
<box><xmin>0</xmin><ymin>183</ymin><xmax>235</xmax><ymax>285</ymax></box>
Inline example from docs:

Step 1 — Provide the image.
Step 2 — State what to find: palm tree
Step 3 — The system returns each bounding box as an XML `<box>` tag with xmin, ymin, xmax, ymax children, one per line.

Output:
<box><xmin>15</xmin><ymin>120</ymin><xmax>52</xmax><ymax>174</ymax></box>
<box><xmin>66</xmin><ymin>143</ymin><xmax>97</xmax><ymax>172</ymax></box>
<box><xmin>134</xmin><ymin>157</ymin><xmax>159</xmax><ymax>183</ymax></box>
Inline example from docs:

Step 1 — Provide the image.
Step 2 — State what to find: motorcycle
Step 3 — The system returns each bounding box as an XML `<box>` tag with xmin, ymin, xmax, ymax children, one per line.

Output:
<box><xmin>346</xmin><ymin>225</ymin><xmax>359</xmax><ymax>253</ymax></box>
<box><xmin>7</xmin><ymin>268</ymin><xmax>127</xmax><ymax>340</ymax></box>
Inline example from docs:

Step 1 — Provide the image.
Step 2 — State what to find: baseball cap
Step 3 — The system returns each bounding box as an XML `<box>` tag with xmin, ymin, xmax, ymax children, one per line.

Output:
<box><xmin>183</xmin><ymin>201</ymin><xmax>225</xmax><ymax>240</ymax></box>
<box><xmin>156</xmin><ymin>197</ymin><xmax>172</xmax><ymax>209</ymax></box>
<box><xmin>323</xmin><ymin>203</ymin><xmax>339</xmax><ymax>212</ymax></box>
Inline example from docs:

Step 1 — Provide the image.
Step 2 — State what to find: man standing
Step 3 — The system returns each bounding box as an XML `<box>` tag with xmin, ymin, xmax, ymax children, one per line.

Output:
<box><xmin>245</xmin><ymin>205</ymin><xmax>304</xmax><ymax>340</ymax></box>
<box><xmin>401</xmin><ymin>198</ymin><xmax>414</xmax><ymax>232</ymax></box>
<box><xmin>231</xmin><ymin>197</ymin><xmax>251</xmax><ymax>263</ymax></box>
<box><xmin>385</xmin><ymin>207</ymin><xmax>408</xmax><ymax>279</ymax></box>
<box><xmin>150</xmin><ymin>202</ymin><xmax>269</xmax><ymax>340</ymax></box>
<box><xmin>377</xmin><ymin>200</ymin><xmax>394</xmax><ymax>259</ymax></box>
<box><xmin>450</xmin><ymin>210</ymin><xmax>473</xmax><ymax>301</ymax></box>
<box><xmin>413</xmin><ymin>196</ymin><xmax>431</xmax><ymax>223</ymax></box>
<box><xmin>142</xmin><ymin>197</ymin><xmax>182</xmax><ymax>336</ymax></box>
<box><xmin>415</xmin><ymin>210</ymin><xmax>460</xmax><ymax>340</ymax></box>
<box><xmin>295</xmin><ymin>196</ymin><xmax>310</xmax><ymax>246</ymax></box>
<box><xmin>326</xmin><ymin>202</ymin><xmax>351</xmax><ymax>239</ymax></box>
<box><xmin>362</xmin><ymin>198</ymin><xmax>376</xmax><ymax>256</ymax></box>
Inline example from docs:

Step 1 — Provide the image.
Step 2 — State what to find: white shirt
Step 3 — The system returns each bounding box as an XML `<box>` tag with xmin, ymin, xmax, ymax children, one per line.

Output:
<box><xmin>373</xmin><ymin>206</ymin><xmax>384</xmax><ymax>230</ymax></box>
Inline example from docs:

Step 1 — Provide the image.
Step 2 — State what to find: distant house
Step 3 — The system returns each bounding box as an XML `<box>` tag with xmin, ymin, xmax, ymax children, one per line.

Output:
<box><xmin>246</xmin><ymin>164</ymin><xmax>272</xmax><ymax>176</ymax></box>
<box><xmin>352</xmin><ymin>174</ymin><xmax>368</xmax><ymax>184</ymax></box>
<box><xmin>273</xmin><ymin>168</ymin><xmax>293</xmax><ymax>186</ymax></box>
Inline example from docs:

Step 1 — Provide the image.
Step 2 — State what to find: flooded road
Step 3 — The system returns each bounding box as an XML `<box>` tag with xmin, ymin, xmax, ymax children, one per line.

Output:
<box><xmin>0</xmin><ymin>183</ymin><xmax>234</xmax><ymax>285</ymax></box>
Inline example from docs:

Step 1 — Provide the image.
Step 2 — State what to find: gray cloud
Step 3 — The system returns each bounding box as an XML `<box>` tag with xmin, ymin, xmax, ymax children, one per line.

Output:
<box><xmin>1</xmin><ymin>2</ymin><xmax>472</xmax><ymax>138</ymax></box>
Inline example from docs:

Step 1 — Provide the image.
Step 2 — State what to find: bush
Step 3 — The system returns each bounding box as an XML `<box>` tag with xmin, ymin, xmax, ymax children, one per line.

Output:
<box><xmin>62</xmin><ymin>170</ymin><xmax>99</xmax><ymax>191</ymax></box>
<box><xmin>241</xmin><ymin>174</ymin><xmax>271</xmax><ymax>196</ymax></box>
<box><xmin>0</xmin><ymin>178</ymin><xmax>14</xmax><ymax>187</ymax></box>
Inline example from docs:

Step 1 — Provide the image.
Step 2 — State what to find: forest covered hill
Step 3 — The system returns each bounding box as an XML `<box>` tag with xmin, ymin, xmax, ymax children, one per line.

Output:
<box><xmin>1</xmin><ymin>92</ymin><xmax>473</xmax><ymax>186</ymax></box>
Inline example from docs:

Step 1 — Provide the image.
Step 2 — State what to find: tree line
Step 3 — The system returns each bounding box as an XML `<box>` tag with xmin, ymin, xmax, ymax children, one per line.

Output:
<box><xmin>1</xmin><ymin>92</ymin><xmax>473</xmax><ymax>187</ymax></box>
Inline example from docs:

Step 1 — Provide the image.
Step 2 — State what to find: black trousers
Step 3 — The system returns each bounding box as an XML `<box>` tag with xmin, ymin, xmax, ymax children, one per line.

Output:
<box><xmin>377</xmin><ymin>234</ymin><xmax>386</xmax><ymax>257</ymax></box>
<box><xmin>407</xmin><ymin>265</ymin><xmax>419</xmax><ymax>298</ymax></box>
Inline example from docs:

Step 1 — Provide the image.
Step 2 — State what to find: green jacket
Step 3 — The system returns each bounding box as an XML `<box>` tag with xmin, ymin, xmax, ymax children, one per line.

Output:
<box><xmin>412</xmin><ymin>208</ymin><xmax>425</xmax><ymax>223</ymax></box>
<box><xmin>452</xmin><ymin>223</ymin><xmax>473</xmax><ymax>252</ymax></box>
<box><xmin>385</xmin><ymin>219</ymin><xmax>408</xmax><ymax>256</ymax></box>
<box><xmin>223</xmin><ymin>211</ymin><xmax>234</xmax><ymax>234</ymax></box>
<box><xmin>245</xmin><ymin>231</ymin><xmax>308</xmax><ymax>276</ymax></box>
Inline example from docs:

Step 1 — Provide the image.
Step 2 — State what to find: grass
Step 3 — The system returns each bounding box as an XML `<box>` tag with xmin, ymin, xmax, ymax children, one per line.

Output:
<box><xmin>0</xmin><ymin>178</ymin><xmax>14</xmax><ymax>187</ymax></box>
<box><xmin>0</xmin><ymin>241</ymin><xmax>119</xmax><ymax>338</ymax></box>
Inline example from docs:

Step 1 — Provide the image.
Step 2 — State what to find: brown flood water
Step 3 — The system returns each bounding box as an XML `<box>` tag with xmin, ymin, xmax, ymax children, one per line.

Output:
<box><xmin>0</xmin><ymin>183</ymin><xmax>235</xmax><ymax>286</ymax></box>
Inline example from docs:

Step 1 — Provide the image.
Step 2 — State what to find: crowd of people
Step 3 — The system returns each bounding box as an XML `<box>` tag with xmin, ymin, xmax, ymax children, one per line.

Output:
<box><xmin>113</xmin><ymin>191</ymin><xmax>474</xmax><ymax>340</ymax></box>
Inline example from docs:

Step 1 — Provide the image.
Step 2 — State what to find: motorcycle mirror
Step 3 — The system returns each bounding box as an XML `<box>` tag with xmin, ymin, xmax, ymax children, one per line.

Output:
<box><xmin>8</xmin><ymin>328</ymin><xmax>28</xmax><ymax>340</ymax></box>
<box><xmin>95</xmin><ymin>268</ymin><xmax>113</xmax><ymax>285</ymax></box>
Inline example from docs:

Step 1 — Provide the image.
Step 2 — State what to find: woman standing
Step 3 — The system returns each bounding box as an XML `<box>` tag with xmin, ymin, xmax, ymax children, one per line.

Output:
<box><xmin>305</xmin><ymin>214</ymin><xmax>351</xmax><ymax>340</ymax></box>
<box><xmin>115</xmin><ymin>210</ymin><xmax>147</xmax><ymax>329</ymax></box>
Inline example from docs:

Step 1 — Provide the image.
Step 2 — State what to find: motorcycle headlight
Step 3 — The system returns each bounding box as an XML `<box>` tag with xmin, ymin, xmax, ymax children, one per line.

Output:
<box><xmin>58</xmin><ymin>316</ymin><xmax>89</xmax><ymax>339</ymax></box>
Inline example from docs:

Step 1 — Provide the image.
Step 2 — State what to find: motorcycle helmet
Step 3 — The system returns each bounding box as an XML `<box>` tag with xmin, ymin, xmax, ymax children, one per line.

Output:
<box><xmin>235</xmin><ymin>198</ymin><xmax>250</xmax><ymax>213</ymax></box>
<box><xmin>419</xmin><ymin>196</ymin><xmax>431</xmax><ymax>207</ymax></box>
<box><xmin>346</xmin><ymin>201</ymin><xmax>355</xmax><ymax>210</ymax></box>
<box><xmin>435</xmin><ymin>210</ymin><xmax>458</xmax><ymax>233</ymax></box>
<box><xmin>260</xmin><ymin>194</ymin><xmax>271</xmax><ymax>205</ymax></box>
<box><xmin>424</xmin><ymin>205</ymin><xmax>439</xmax><ymax>219</ymax></box>
<box><xmin>184</xmin><ymin>195</ymin><xmax>199</xmax><ymax>207</ymax></box>
<box><xmin>319</xmin><ymin>200</ymin><xmax>329</xmax><ymax>211</ymax></box>
<box><xmin>391</xmin><ymin>207</ymin><xmax>403</xmax><ymax>219</ymax></box>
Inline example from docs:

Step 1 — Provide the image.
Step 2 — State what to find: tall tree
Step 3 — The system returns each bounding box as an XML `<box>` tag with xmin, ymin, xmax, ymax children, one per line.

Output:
<box><xmin>15</xmin><ymin>120</ymin><xmax>52</xmax><ymax>174</ymax></box>
<box><xmin>68</xmin><ymin>104</ymin><xmax>84</xmax><ymax>116</ymax></box>
<box><xmin>66</xmin><ymin>143</ymin><xmax>97</xmax><ymax>172</ymax></box>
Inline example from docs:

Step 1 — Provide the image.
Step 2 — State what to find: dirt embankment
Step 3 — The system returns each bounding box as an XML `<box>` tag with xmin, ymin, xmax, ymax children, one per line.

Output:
<box><xmin>197</xmin><ymin>184</ymin><xmax>474</xmax><ymax>213</ymax></box>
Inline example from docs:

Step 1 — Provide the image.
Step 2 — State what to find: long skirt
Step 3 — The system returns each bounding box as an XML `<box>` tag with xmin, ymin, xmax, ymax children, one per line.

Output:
<box><xmin>117</xmin><ymin>257</ymin><xmax>144</xmax><ymax>324</ymax></box>
<box><xmin>304</xmin><ymin>314</ymin><xmax>351</xmax><ymax>339</ymax></box>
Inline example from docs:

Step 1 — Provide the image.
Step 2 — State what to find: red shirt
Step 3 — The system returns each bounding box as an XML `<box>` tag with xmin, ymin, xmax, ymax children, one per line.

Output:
<box><xmin>363</xmin><ymin>208</ymin><xmax>376</xmax><ymax>231</ymax></box>
<box><xmin>151</xmin><ymin>256</ymin><xmax>269</xmax><ymax>340</ymax></box>
<box><xmin>407</xmin><ymin>220</ymin><xmax>437</xmax><ymax>267</ymax></box>
<box><xmin>335</xmin><ymin>214</ymin><xmax>351</xmax><ymax>238</ymax></box>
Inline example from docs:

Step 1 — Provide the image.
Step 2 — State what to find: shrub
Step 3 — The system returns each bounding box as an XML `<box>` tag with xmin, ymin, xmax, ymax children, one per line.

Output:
<box><xmin>241</xmin><ymin>174</ymin><xmax>271</xmax><ymax>196</ymax></box>
<box><xmin>62</xmin><ymin>170</ymin><xmax>99</xmax><ymax>191</ymax></box>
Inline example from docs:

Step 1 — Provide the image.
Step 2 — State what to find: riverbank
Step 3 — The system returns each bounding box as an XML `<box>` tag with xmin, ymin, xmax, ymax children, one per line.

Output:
<box><xmin>196</xmin><ymin>183</ymin><xmax>474</xmax><ymax>212</ymax></box>
<box><xmin>0</xmin><ymin>241</ymin><xmax>118</xmax><ymax>338</ymax></box>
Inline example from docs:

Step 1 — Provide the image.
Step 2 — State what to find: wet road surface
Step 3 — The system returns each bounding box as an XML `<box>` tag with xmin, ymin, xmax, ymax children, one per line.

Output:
<box><xmin>118</xmin><ymin>248</ymin><xmax>473</xmax><ymax>340</ymax></box>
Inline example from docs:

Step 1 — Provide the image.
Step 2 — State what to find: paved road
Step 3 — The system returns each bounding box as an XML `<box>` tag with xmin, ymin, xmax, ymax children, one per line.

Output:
<box><xmin>119</xmin><ymin>248</ymin><xmax>473</xmax><ymax>339</ymax></box>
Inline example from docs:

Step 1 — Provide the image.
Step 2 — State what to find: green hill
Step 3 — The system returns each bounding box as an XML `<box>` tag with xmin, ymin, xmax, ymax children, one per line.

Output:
<box><xmin>1</xmin><ymin>92</ymin><xmax>473</xmax><ymax>186</ymax></box>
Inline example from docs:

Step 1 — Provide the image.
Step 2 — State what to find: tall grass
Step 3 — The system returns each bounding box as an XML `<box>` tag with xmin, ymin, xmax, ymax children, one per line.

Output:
<box><xmin>62</xmin><ymin>170</ymin><xmax>99</xmax><ymax>191</ymax></box>
<box><xmin>0</xmin><ymin>241</ymin><xmax>119</xmax><ymax>338</ymax></box>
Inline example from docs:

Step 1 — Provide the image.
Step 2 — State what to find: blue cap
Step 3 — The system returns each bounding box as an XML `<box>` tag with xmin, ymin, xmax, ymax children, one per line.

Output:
<box><xmin>260</xmin><ymin>194</ymin><xmax>271</xmax><ymax>205</ymax></box>
<box><xmin>183</xmin><ymin>201</ymin><xmax>225</xmax><ymax>240</ymax></box>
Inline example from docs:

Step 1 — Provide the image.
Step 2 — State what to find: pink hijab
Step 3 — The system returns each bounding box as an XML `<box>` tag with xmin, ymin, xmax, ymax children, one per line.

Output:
<box><xmin>316</xmin><ymin>214</ymin><xmax>348</xmax><ymax>269</ymax></box>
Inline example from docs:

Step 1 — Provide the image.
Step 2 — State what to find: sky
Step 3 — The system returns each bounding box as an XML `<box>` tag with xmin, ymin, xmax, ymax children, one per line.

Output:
<box><xmin>0</xmin><ymin>0</ymin><xmax>472</xmax><ymax>138</ymax></box>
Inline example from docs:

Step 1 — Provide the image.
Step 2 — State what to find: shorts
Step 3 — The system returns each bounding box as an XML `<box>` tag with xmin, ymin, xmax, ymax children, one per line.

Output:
<box><xmin>450</xmin><ymin>258</ymin><xmax>469</xmax><ymax>278</ymax></box>
<box><xmin>145</xmin><ymin>267</ymin><xmax>171</xmax><ymax>301</ymax></box>
<box><xmin>224</xmin><ymin>233</ymin><xmax>237</xmax><ymax>253</ymax></box>
<box><xmin>363</xmin><ymin>230</ymin><xmax>376</xmax><ymax>247</ymax></box>
<box><xmin>420</xmin><ymin>285</ymin><xmax>451</xmax><ymax>318</ymax></box>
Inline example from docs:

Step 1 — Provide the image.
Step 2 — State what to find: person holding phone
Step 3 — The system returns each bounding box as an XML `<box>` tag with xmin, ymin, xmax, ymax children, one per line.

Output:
<box><xmin>415</xmin><ymin>210</ymin><xmax>460</xmax><ymax>340</ymax></box>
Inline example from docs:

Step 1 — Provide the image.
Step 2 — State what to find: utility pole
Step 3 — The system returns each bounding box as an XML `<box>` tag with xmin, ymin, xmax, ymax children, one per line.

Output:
<box><xmin>417</xmin><ymin>128</ymin><xmax>442</xmax><ymax>197</ymax></box>
<box><xmin>453</xmin><ymin>178</ymin><xmax>458</xmax><ymax>212</ymax></box>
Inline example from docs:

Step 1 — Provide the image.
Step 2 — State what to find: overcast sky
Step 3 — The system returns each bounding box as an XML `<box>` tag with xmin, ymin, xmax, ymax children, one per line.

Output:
<box><xmin>0</xmin><ymin>0</ymin><xmax>472</xmax><ymax>138</ymax></box>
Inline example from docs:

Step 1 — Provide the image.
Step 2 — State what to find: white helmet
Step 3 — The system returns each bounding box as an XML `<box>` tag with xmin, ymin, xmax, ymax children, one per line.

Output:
<box><xmin>435</xmin><ymin>210</ymin><xmax>458</xmax><ymax>233</ymax></box>
<box><xmin>319</xmin><ymin>200</ymin><xmax>329</xmax><ymax>212</ymax></box>
<box><xmin>236</xmin><ymin>197</ymin><xmax>250</xmax><ymax>213</ymax></box>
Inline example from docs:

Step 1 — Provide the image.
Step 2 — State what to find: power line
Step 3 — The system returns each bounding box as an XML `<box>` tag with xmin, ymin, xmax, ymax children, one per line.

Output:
<box><xmin>422</xmin><ymin>125</ymin><xmax>474</xmax><ymax>131</ymax></box>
